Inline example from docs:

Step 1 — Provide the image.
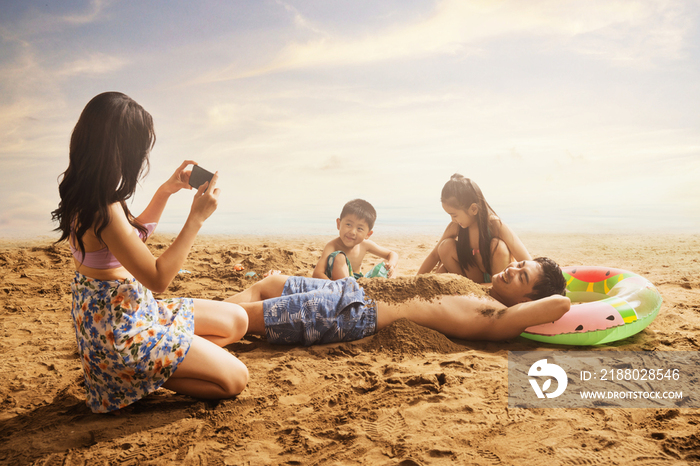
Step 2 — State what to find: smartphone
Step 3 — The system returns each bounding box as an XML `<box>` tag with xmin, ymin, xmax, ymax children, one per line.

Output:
<box><xmin>189</xmin><ymin>165</ymin><xmax>215</xmax><ymax>189</ymax></box>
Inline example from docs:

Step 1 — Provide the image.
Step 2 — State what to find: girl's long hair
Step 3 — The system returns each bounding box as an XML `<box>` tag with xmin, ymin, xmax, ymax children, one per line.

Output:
<box><xmin>440</xmin><ymin>174</ymin><xmax>499</xmax><ymax>276</ymax></box>
<box><xmin>51</xmin><ymin>92</ymin><xmax>155</xmax><ymax>257</ymax></box>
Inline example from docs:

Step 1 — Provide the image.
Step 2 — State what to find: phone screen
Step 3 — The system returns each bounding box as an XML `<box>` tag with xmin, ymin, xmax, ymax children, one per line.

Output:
<box><xmin>189</xmin><ymin>165</ymin><xmax>214</xmax><ymax>189</ymax></box>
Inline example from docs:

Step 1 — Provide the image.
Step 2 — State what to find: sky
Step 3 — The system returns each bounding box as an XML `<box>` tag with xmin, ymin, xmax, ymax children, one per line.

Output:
<box><xmin>1</xmin><ymin>0</ymin><xmax>699</xmax><ymax>239</ymax></box>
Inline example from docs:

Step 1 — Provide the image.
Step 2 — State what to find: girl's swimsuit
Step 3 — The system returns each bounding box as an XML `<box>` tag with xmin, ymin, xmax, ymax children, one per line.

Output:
<box><xmin>69</xmin><ymin>223</ymin><xmax>194</xmax><ymax>412</ymax></box>
<box><xmin>460</xmin><ymin>227</ymin><xmax>493</xmax><ymax>283</ymax></box>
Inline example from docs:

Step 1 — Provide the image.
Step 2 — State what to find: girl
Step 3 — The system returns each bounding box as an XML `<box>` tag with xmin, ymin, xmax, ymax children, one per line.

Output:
<box><xmin>52</xmin><ymin>92</ymin><xmax>248</xmax><ymax>413</ymax></box>
<box><xmin>417</xmin><ymin>174</ymin><xmax>531</xmax><ymax>283</ymax></box>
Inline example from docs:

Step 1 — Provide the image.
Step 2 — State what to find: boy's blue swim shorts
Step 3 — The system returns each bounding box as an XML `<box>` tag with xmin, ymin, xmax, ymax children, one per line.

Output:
<box><xmin>262</xmin><ymin>276</ymin><xmax>377</xmax><ymax>346</ymax></box>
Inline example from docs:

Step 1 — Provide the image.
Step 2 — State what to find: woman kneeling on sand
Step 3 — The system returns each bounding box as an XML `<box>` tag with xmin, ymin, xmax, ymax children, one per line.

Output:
<box><xmin>52</xmin><ymin>92</ymin><xmax>248</xmax><ymax>413</ymax></box>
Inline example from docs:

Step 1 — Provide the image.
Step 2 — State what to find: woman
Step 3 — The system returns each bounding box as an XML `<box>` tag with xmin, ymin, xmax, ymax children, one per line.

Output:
<box><xmin>52</xmin><ymin>92</ymin><xmax>248</xmax><ymax>413</ymax></box>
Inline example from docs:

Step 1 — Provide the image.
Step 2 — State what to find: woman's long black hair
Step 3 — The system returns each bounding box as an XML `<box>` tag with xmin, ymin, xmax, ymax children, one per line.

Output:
<box><xmin>440</xmin><ymin>174</ymin><xmax>499</xmax><ymax>276</ymax></box>
<box><xmin>52</xmin><ymin>92</ymin><xmax>155</xmax><ymax>258</ymax></box>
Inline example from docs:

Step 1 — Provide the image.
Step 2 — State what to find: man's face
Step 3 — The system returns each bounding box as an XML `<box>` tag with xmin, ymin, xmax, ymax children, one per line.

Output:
<box><xmin>491</xmin><ymin>260</ymin><xmax>542</xmax><ymax>306</ymax></box>
<box><xmin>336</xmin><ymin>214</ymin><xmax>372</xmax><ymax>248</ymax></box>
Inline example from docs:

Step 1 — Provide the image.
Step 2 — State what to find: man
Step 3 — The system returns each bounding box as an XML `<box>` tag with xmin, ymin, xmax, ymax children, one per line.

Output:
<box><xmin>225</xmin><ymin>258</ymin><xmax>569</xmax><ymax>345</ymax></box>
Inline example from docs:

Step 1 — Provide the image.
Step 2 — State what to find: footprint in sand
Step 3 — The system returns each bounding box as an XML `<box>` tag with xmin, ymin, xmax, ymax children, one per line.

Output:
<box><xmin>363</xmin><ymin>409</ymin><xmax>409</xmax><ymax>441</ymax></box>
<box><xmin>660</xmin><ymin>433</ymin><xmax>700</xmax><ymax>462</ymax></box>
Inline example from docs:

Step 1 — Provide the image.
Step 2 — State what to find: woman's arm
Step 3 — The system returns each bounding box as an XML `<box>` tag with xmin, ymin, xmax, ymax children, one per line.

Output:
<box><xmin>103</xmin><ymin>173</ymin><xmax>220</xmax><ymax>293</ymax></box>
<box><xmin>136</xmin><ymin>160</ymin><xmax>196</xmax><ymax>225</ymax></box>
<box><xmin>417</xmin><ymin>222</ymin><xmax>459</xmax><ymax>274</ymax></box>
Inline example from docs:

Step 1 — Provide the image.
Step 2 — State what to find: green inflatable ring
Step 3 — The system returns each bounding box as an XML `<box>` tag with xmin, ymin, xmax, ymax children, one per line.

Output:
<box><xmin>520</xmin><ymin>266</ymin><xmax>662</xmax><ymax>346</ymax></box>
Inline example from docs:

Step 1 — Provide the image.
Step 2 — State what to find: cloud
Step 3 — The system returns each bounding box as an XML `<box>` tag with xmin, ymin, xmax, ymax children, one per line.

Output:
<box><xmin>0</xmin><ymin>2</ymin><xmax>123</xmax><ymax>150</ymax></box>
<box><xmin>0</xmin><ymin>191</ymin><xmax>59</xmax><ymax>238</ymax></box>
<box><xmin>197</xmin><ymin>0</ymin><xmax>695</xmax><ymax>83</ymax></box>
<box><xmin>319</xmin><ymin>155</ymin><xmax>343</xmax><ymax>171</ymax></box>
<box><xmin>277</xmin><ymin>1</ymin><xmax>326</xmax><ymax>35</ymax></box>
<box><xmin>0</xmin><ymin>0</ymin><xmax>110</xmax><ymax>39</ymax></box>
<box><xmin>57</xmin><ymin>52</ymin><xmax>128</xmax><ymax>76</ymax></box>
<box><xmin>0</xmin><ymin>51</ymin><xmax>69</xmax><ymax>160</ymax></box>
<box><xmin>1</xmin><ymin>1</ymin><xmax>697</xmax><ymax>237</ymax></box>
<box><xmin>61</xmin><ymin>0</ymin><xmax>110</xmax><ymax>25</ymax></box>
<box><xmin>0</xmin><ymin>1</ymin><xmax>119</xmax><ymax>113</ymax></box>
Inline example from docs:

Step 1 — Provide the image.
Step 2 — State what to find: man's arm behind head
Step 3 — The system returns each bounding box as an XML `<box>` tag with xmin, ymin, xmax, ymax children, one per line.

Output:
<box><xmin>484</xmin><ymin>294</ymin><xmax>572</xmax><ymax>341</ymax></box>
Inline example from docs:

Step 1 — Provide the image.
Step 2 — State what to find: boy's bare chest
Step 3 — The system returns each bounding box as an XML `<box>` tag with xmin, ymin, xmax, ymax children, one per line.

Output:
<box><xmin>334</xmin><ymin>244</ymin><xmax>366</xmax><ymax>270</ymax></box>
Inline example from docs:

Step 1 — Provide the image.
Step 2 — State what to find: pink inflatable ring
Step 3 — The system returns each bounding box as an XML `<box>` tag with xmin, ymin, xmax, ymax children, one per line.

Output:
<box><xmin>521</xmin><ymin>266</ymin><xmax>662</xmax><ymax>346</ymax></box>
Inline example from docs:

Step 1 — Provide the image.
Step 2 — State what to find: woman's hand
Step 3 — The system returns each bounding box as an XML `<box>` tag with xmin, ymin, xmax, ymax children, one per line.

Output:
<box><xmin>189</xmin><ymin>171</ymin><xmax>220</xmax><ymax>224</ymax></box>
<box><xmin>136</xmin><ymin>160</ymin><xmax>198</xmax><ymax>226</ymax></box>
<box><xmin>162</xmin><ymin>160</ymin><xmax>197</xmax><ymax>195</ymax></box>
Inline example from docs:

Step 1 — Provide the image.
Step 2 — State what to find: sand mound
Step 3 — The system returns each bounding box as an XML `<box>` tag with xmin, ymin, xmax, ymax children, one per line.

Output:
<box><xmin>358</xmin><ymin>273</ymin><xmax>487</xmax><ymax>304</ymax></box>
<box><xmin>360</xmin><ymin>318</ymin><xmax>465</xmax><ymax>356</ymax></box>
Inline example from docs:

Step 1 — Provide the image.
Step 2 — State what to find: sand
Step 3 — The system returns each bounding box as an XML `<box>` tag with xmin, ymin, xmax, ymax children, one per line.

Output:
<box><xmin>1</xmin><ymin>233</ymin><xmax>699</xmax><ymax>465</ymax></box>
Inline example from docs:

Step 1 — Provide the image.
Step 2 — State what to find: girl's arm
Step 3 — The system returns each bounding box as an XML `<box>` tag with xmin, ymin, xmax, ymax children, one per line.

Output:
<box><xmin>492</xmin><ymin>218</ymin><xmax>531</xmax><ymax>261</ymax></box>
<box><xmin>136</xmin><ymin>160</ymin><xmax>196</xmax><ymax>225</ymax></box>
<box><xmin>102</xmin><ymin>173</ymin><xmax>220</xmax><ymax>293</ymax></box>
<box><xmin>364</xmin><ymin>240</ymin><xmax>399</xmax><ymax>278</ymax></box>
<box><xmin>417</xmin><ymin>222</ymin><xmax>459</xmax><ymax>274</ymax></box>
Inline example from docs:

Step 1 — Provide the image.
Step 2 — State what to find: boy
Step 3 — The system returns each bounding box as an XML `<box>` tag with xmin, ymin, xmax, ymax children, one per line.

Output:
<box><xmin>312</xmin><ymin>199</ymin><xmax>399</xmax><ymax>280</ymax></box>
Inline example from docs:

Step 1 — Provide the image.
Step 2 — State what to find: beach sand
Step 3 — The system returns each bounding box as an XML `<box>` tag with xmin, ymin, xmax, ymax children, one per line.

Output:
<box><xmin>1</xmin><ymin>233</ymin><xmax>699</xmax><ymax>465</ymax></box>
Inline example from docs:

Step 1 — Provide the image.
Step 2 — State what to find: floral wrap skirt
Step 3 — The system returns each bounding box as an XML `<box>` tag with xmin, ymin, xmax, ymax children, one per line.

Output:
<box><xmin>70</xmin><ymin>272</ymin><xmax>194</xmax><ymax>413</ymax></box>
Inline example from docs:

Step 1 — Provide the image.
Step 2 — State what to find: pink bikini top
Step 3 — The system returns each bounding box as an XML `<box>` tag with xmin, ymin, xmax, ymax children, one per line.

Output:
<box><xmin>70</xmin><ymin>222</ymin><xmax>157</xmax><ymax>269</ymax></box>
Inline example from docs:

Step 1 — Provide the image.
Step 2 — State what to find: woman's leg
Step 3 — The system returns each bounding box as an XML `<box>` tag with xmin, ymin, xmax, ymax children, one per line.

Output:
<box><xmin>191</xmin><ymin>298</ymin><xmax>248</xmax><ymax>347</ymax></box>
<box><xmin>162</xmin><ymin>335</ymin><xmax>248</xmax><ymax>398</ymax></box>
<box><xmin>162</xmin><ymin>299</ymin><xmax>251</xmax><ymax>398</ymax></box>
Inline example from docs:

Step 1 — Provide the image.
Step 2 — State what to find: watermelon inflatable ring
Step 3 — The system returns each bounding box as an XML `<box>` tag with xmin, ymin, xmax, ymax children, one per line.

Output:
<box><xmin>521</xmin><ymin>266</ymin><xmax>663</xmax><ymax>345</ymax></box>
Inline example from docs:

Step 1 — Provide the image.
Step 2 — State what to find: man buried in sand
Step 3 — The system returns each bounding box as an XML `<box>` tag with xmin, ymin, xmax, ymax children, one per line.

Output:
<box><xmin>226</xmin><ymin>258</ymin><xmax>569</xmax><ymax>345</ymax></box>
<box><xmin>312</xmin><ymin>199</ymin><xmax>399</xmax><ymax>280</ymax></box>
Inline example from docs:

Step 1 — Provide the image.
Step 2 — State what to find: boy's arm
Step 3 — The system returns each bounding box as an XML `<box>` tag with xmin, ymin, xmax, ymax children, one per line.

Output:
<box><xmin>364</xmin><ymin>240</ymin><xmax>399</xmax><ymax>278</ymax></box>
<box><xmin>312</xmin><ymin>242</ymin><xmax>337</xmax><ymax>279</ymax></box>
